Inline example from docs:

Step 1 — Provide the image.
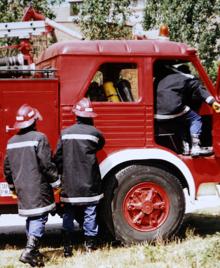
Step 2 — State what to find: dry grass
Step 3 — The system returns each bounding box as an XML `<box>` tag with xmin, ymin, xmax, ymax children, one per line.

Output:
<box><xmin>1</xmin><ymin>209</ymin><xmax>220</xmax><ymax>268</ymax></box>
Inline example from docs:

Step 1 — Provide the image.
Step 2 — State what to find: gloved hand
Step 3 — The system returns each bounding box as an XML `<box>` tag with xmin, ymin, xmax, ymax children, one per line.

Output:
<box><xmin>212</xmin><ymin>101</ymin><xmax>220</xmax><ymax>113</ymax></box>
<box><xmin>54</xmin><ymin>187</ymin><xmax>62</xmax><ymax>195</ymax></box>
<box><xmin>53</xmin><ymin>175</ymin><xmax>62</xmax><ymax>195</ymax></box>
<box><xmin>11</xmin><ymin>190</ymin><xmax>17</xmax><ymax>199</ymax></box>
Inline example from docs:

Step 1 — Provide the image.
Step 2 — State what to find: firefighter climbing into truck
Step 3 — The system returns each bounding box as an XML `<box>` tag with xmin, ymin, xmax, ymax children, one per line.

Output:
<box><xmin>153</xmin><ymin>61</ymin><xmax>220</xmax><ymax>157</ymax></box>
<box><xmin>1</xmin><ymin>5</ymin><xmax>220</xmax><ymax>249</ymax></box>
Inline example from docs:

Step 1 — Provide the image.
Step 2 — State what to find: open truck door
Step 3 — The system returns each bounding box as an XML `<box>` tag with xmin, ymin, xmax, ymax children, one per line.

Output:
<box><xmin>212</xmin><ymin>62</ymin><xmax>220</xmax><ymax>157</ymax></box>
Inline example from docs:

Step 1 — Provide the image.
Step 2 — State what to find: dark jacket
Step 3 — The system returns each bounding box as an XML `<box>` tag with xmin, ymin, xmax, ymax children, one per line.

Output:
<box><xmin>155</xmin><ymin>72</ymin><xmax>214</xmax><ymax>118</ymax></box>
<box><xmin>54</xmin><ymin>120</ymin><xmax>105</xmax><ymax>205</ymax></box>
<box><xmin>4</xmin><ymin>129</ymin><xmax>60</xmax><ymax>217</ymax></box>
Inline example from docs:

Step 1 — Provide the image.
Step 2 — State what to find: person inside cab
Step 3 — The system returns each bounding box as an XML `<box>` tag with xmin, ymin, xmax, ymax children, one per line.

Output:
<box><xmin>154</xmin><ymin>62</ymin><xmax>220</xmax><ymax>157</ymax></box>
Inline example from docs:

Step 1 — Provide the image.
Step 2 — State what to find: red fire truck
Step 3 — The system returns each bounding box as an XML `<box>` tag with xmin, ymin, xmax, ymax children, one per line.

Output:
<box><xmin>0</xmin><ymin>8</ymin><xmax>220</xmax><ymax>244</ymax></box>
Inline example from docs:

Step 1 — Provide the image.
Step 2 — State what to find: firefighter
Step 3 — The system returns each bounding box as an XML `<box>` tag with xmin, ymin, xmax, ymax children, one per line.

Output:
<box><xmin>54</xmin><ymin>97</ymin><xmax>105</xmax><ymax>257</ymax></box>
<box><xmin>4</xmin><ymin>104</ymin><xmax>61</xmax><ymax>267</ymax></box>
<box><xmin>154</xmin><ymin>63</ymin><xmax>220</xmax><ymax>157</ymax></box>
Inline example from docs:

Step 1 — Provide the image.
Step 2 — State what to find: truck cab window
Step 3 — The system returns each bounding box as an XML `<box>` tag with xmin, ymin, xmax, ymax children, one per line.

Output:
<box><xmin>86</xmin><ymin>62</ymin><xmax>138</xmax><ymax>102</ymax></box>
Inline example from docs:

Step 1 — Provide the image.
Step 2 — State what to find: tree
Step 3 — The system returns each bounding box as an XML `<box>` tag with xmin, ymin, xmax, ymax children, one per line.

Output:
<box><xmin>80</xmin><ymin>0</ymin><xmax>131</xmax><ymax>40</ymax></box>
<box><xmin>143</xmin><ymin>0</ymin><xmax>220</xmax><ymax>80</ymax></box>
<box><xmin>0</xmin><ymin>0</ymin><xmax>63</xmax><ymax>22</ymax></box>
<box><xmin>0</xmin><ymin>0</ymin><xmax>64</xmax><ymax>57</ymax></box>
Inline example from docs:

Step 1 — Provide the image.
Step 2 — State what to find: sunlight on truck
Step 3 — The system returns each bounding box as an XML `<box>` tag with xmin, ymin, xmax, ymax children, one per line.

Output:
<box><xmin>0</xmin><ymin>9</ymin><xmax>220</xmax><ymax>244</ymax></box>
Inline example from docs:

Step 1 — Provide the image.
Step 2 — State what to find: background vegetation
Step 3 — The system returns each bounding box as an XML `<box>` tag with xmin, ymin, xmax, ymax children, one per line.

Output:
<box><xmin>80</xmin><ymin>0</ymin><xmax>131</xmax><ymax>40</ymax></box>
<box><xmin>0</xmin><ymin>1</ymin><xmax>219</xmax><ymax>79</ymax></box>
<box><xmin>0</xmin><ymin>0</ymin><xmax>63</xmax><ymax>22</ymax></box>
<box><xmin>143</xmin><ymin>0</ymin><xmax>220</xmax><ymax>80</ymax></box>
<box><xmin>0</xmin><ymin>1</ymin><xmax>64</xmax><ymax>58</ymax></box>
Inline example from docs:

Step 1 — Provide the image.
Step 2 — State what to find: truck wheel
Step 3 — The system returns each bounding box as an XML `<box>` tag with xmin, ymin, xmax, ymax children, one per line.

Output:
<box><xmin>107</xmin><ymin>165</ymin><xmax>185</xmax><ymax>244</ymax></box>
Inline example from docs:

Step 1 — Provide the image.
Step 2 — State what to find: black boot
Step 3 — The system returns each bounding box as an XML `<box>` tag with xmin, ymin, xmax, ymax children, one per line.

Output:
<box><xmin>62</xmin><ymin>230</ymin><xmax>73</xmax><ymax>257</ymax></box>
<box><xmin>84</xmin><ymin>236</ymin><xmax>98</xmax><ymax>252</ymax></box>
<box><xmin>19</xmin><ymin>236</ymin><xmax>44</xmax><ymax>267</ymax></box>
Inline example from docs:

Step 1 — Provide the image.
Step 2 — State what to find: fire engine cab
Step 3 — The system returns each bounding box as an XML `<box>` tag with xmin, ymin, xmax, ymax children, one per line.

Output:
<box><xmin>0</xmin><ymin>9</ymin><xmax>220</xmax><ymax>244</ymax></box>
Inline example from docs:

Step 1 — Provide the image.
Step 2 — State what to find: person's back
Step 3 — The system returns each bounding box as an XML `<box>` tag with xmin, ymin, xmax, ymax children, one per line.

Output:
<box><xmin>60</xmin><ymin>120</ymin><xmax>104</xmax><ymax>204</ymax></box>
<box><xmin>54</xmin><ymin>98</ymin><xmax>105</xmax><ymax>257</ymax></box>
<box><xmin>6</xmin><ymin>129</ymin><xmax>56</xmax><ymax>214</ymax></box>
<box><xmin>4</xmin><ymin>104</ymin><xmax>60</xmax><ymax>267</ymax></box>
<box><xmin>155</xmin><ymin>72</ymin><xmax>192</xmax><ymax>116</ymax></box>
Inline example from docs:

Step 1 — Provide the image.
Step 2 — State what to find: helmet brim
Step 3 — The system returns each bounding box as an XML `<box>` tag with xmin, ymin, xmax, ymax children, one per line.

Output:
<box><xmin>74</xmin><ymin>110</ymin><xmax>97</xmax><ymax>118</ymax></box>
<box><xmin>14</xmin><ymin>118</ymin><xmax>36</xmax><ymax>129</ymax></box>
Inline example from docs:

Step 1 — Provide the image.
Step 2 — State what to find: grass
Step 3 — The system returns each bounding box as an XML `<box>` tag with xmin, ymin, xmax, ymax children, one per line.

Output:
<box><xmin>1</xmin><ymin>208</ymin><xmax>220</xmax><ymax>268</ymax></box>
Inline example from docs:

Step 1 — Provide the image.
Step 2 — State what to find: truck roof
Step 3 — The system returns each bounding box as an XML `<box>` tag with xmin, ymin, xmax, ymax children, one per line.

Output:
<box><xmin>38</xmin><ymin>40</ymin><xmax>196</xmax><ymax>62</ymax></box>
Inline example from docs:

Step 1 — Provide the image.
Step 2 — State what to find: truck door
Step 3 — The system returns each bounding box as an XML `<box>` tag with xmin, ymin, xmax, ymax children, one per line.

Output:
<box><xmin>0</xmin><ymin>90</ymin><xmax>4</xmax><ymax>186</ymax></box>
<box><xmin>85</xmin><ymin>60</ymin><xmax>148</xmax><ymax>152</ymax></box>
<box><xmin>213</xmin><ymin>106</ymin><xmax>220</xmax><ymax>157</ymax></box>
<box><xmin>212</xmin><ymin>66</ymin><xmax>220</xmax><ymax>157</ymax></box>
<box><xmin>0</xmin><ymin>79</ymin><xmax>59</xmax><ymax>195</ymax></box>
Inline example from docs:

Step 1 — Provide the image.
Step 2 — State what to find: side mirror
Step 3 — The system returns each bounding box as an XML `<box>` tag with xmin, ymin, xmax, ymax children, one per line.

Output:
<box><xmin>216</xmin><ymin>58</ymin><xmax>220</xmax><ymax>94</ymax></box>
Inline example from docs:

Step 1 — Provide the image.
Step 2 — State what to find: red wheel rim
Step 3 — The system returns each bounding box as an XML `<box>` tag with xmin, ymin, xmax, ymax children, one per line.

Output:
<box><xmin>123</xmin><ymin>182</ymin><xmax>170</xmax><ymax>232</ymax></box>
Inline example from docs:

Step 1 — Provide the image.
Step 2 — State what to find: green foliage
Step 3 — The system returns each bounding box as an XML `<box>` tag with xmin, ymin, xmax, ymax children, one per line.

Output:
<box><xmin>71</xmin><ymin>3</ymin><xmax>80</xmax><ymax>16</ymax></box>
<box><xmin>0</xmin><ymin>0</ymin><xmax>63</xmax><ymax>22</ymax></box>
<box><xmin>80</xmin><ymin>0</ymin><xmax>132</xmax><ymax>40</ymax></box>
<box><xmin>0</xmin><ymin>0</ymin><xmax>64</xmax><ymax>48</ymax></box>
<box><xmin>143</xmin><ymin>0</ymin><xmax>220</xmax><ymax>80</ymax></box>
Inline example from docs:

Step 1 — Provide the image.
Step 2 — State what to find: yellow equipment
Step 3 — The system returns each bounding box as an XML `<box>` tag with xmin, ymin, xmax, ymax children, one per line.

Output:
<box><xmin>103</xmin><ymin>81</ymin><xmax>120</xmax><ymax>102</ymax></box>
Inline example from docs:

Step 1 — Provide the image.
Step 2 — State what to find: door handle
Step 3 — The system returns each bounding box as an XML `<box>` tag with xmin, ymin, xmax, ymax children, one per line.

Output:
<box><xmin>6</xmin><ymin>125</ymin><xmax>15</xmax><ymax>133</ymax></box>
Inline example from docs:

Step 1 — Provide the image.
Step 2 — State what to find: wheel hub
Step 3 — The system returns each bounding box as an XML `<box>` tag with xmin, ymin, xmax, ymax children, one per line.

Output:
<box><xmin>142</xmin><ymin>201</ymin><xmax>153</xmax><ymax>214</ymax></box>
<box><xmin>123</xmin><ymin>182</ymin><xmax>170</xmax><ymax>232</ymax></box>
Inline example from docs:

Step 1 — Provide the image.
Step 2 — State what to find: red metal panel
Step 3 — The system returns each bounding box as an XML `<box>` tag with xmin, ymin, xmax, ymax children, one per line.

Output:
<box><xmin>94</xmin><ymin>104</ymin><xmax>146</xmax><ymax>148</ymax></box>
<box><xmin>0</xmin><ymin>79</ymin><xmax>59</xmax><ymax>205</ymax></box>
<box><xmin>181</xmin><ymin>156</ymin><xmax>220</xmax><ymax>191</ymax></box>
<box><xmin>0</xmin><ymin>89</ymin><xmax>3</xmax><ymax>180</ymax></box>
<box><xmin>39</xmin><ymin>40</ymin><xmax>191</xmax><ymax>62</ymax></box>
<box><xmin>60</xmin><ymin>103</ymin><xmax>146</xmax><ymax>151</ymax></box>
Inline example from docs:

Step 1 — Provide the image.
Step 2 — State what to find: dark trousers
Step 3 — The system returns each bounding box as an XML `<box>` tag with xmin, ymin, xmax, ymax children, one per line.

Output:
<box><xmin>63</xmin><ymin>204</ymin><xmax>98</xmax><ymax>237</ymax></box>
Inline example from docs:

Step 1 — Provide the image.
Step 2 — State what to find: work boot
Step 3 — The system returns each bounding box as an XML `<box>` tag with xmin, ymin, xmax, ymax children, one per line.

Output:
<box><xmin>19</xmin><ymin>235</ymin><xmax>44</xmax><ymax>267</ymax></box>
<box><xmin>191</xmin><ymin>134</ymin><xmax>202</xmax><ymax>157</ymax></box>
<box><xmin>34</xmin><ymin>249</ymin><xmax>45</xmax><ymax>262</ymax></box>
<box><xmin>191</xmin><ymin>134</ymin><xmax>213</xmax><ymax>157</ymax></box>
<box><xmin>84</xmin><ymin>236</ymin><xmax>98</xmax><ymax>252</ymax></box>
<box><xmin>200</xmin><ymin>146</ymin><xmax>214</xmax><ymax>156</ymax></box>
<box><xmin>62</xmin><ymin>230</ymin><xmax>73</xmax><ymax>258</ymax></box>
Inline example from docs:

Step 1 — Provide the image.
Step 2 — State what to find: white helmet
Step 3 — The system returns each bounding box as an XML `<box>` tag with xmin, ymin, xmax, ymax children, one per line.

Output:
<box><xmin>14</xmin><ymin>104</ymin><xmax>42</xmax><ymax>129</ymax></box>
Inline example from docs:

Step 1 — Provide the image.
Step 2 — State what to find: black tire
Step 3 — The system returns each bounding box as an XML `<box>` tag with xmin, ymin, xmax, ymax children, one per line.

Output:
<box><xmin>101</xmin><ymin>165</ymin><xmax>185</xmax><ymax>244</ymax></box>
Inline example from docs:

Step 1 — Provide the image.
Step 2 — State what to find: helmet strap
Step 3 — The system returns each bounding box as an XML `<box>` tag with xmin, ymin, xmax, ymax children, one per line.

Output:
<box><xmin>18</xmin><ymin>120</ymin><xmax>37</xmax><ymax>134</ymax></box>
<box><xmin>76</xmin><ymin>116</ymin><xmax>94</xmax><ymax>125</ymax></box>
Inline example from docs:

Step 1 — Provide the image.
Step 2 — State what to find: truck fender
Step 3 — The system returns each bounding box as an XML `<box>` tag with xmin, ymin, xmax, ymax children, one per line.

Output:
<box><xmin>99</xmin><ymin>148</ymin><xmax>195</xmax><ymax>201</ymax></box>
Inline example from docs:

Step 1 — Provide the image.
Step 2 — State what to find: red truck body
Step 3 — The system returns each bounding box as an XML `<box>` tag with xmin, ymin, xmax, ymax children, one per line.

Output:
<box><xmin>1</xmin><ymin>39</ymin><xmax>220</xmax><ymax>243</ymax></box>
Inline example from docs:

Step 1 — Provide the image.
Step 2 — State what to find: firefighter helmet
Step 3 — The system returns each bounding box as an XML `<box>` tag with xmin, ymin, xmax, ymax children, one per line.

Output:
<box><xmin>14</xmin><ymin>104</ymin><xmax>43</xmax><ymax>129</ymax></box>
<box><xmin>72</xmin><ymin>98</ymin><xmax>97</xmax><ymax>118</ymax></box>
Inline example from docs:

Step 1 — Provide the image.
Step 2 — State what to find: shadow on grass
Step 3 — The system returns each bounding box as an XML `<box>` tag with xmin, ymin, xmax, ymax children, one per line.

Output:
<box><xmin>179</xmin><ymin>213</ymin><xmax>220</xmax><ymax>238</ymax></box>
<box><xmin>1</xmin><ymin>213</ymin><xmax>220</xmax><ymax>251</ymax></box>
<box><xmin>0</xmin><ymin>228</ymin><xmax>85</xmax><ymax>250</ymax></box>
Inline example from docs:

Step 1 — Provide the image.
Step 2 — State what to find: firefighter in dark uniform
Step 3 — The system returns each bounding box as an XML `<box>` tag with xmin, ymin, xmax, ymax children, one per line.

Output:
<box><xmin>4</xmin><ymin>104</ymin><xmax>61</xmax><ymax>267</ymax></box>
<box><xmin>54</xmin><ymin>97</ymin><xmax>105</xmax><ymax>257</ymax></box>
<box><xmin>154</xmin><ymin>63</ymin><xmax>220</xmax><ymax>157</ymax></box>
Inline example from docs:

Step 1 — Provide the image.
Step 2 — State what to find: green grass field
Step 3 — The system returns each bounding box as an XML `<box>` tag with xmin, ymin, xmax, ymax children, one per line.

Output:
<box><xmin>1</xmin><ymin>209</ymin><xmax>220</xmax><ymax>268</ymax></box>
